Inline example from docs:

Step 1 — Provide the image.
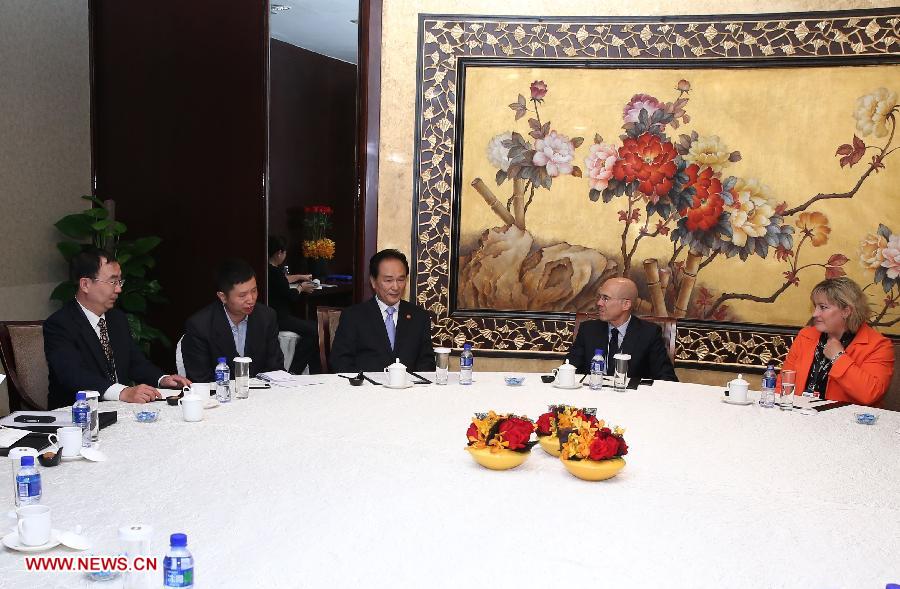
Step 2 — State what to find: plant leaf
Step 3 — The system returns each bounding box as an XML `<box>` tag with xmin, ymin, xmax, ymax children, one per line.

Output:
<box><xmin>55</xmin><ymin>214</ymin><xmax>94</xmax><ymax>239</ymax></box>
<box><xmin>56</xmin><ymin>241</ymin><xmax>83</xmax><ymax>260</ymax></box>
<box><xmin>50</xmin><ymin>281</ymin><xmax>77</xmax><ymax>302</ymax></box>
<box><xmin>119</xmin><ymin>293</ymin><xmax>147</xmax><ymax>313</ymax></box>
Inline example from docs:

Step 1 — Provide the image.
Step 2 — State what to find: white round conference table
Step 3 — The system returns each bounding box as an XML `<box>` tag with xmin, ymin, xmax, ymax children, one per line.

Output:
<box><xmin>1</xmin><ymin>373</ymin><xmax>898</xmax><ymax>588</ymax></box>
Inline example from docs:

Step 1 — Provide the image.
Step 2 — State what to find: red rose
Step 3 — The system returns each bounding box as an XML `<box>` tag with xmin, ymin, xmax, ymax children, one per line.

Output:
<box><xmin>681</xmin><ymin>164</ymin><xmax>725</xmax><ymax>232</ymax></box>
<box><xmin>616</xmin><ymin>437</ymin><xmax>628</xmax><ymax>457</ymax></box>
<box><xmin>576</xmin><ymin>410</ymin><xmax>599</xmax><ymax>428</ymax></box>
<box><xmin>530</xmin><ymin>80</ymin><xmax>548</xmax><ymax>99</ymax></box>
<box><xmin>588</xmin><ymin>435</ymin><xmax>620</xmax><ymax>460</ymax></box>
<box><xmin>303</xmin><ymin>206</ymin><xmax>311</xmax><ymax>213</ymax></box>
<box><xmin>612</xmin><ymin>133</ymin><xmax>678</xmax><ymax>202</ymax></box>
<box><xmin>499</xmin><ymin>417</ymin><xmax>534</xmax><ymax>450</ymax></box>
<box><xmin>466</xmin><ymin>423</ymin><xmax>480</xmax><ymax>443</ymax></box>
<box><xmin>535</xmin><ymin>413</ymin><xmax>554</xmax><ymax>435</ymax></box>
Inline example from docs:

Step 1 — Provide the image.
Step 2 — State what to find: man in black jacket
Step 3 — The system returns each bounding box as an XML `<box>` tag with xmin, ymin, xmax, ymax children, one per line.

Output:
<box><xmin>566</xmin><ymin>277</ymin><xmax>677</xmax><ymax>381</ymax></box>
<box><xmin>267</xmin><ymin>235</ymin><xmax>321</xmax><ymax>374</ymax></box>
<box><xmin>182</xmin><ymin>258</ymin><xmax>284</xmax><ymax>382</ymax></box>
<box><xmin>44</xmin><ymin>249</ymin><xmax>190</xmax><ymax>410</ymax></box>
<box><xmin>330</xmin><ymin>249</ymin><xmax>436</xmax><ymax>373</ymax></box>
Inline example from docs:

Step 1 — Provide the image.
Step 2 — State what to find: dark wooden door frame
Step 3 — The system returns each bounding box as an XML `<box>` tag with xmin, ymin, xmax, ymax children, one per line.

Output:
<box><xmin>355</xmin><ymin>0</ymin><xmax>381</xmax><ymax>303</ymax></box>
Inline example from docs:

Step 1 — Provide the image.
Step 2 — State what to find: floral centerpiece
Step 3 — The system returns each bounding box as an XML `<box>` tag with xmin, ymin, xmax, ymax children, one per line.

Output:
<box><xmin>465</xmin><ymin>410</ymin><xmax>537</xmax><ymax>470</ymax></box>
<box><xmin>558</xmin><ymin>414</ymin><xmax>629</xmax><ymax>481</ymax></box>
<box><xmin>302</xmin><ymin>205</ymin><xmax>335</xmax><ymax>275</ymax></box>
<box><xmin>534</xmin><ymin>404</ymin><xmax>598</xmax><ymax>457</ymax></box>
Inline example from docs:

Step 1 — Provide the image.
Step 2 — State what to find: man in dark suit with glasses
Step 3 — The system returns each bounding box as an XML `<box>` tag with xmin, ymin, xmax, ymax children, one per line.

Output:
<box><xmin>44</xmin><ymin>249</ymin><xmax>190</xmax><ymax>409</ymax></box>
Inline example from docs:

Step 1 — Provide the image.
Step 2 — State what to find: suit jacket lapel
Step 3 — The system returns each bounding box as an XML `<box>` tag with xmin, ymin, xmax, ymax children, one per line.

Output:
<box><xmin>619</xmin><ymin>317</ymin><xmax>640</xmax><ymax>357</ymax></box>
<box><xmin>214</xmin><ymin>305</ymin><xmax>240</xmax><ymax>359</ymax></box>
<box><xmin>394</xmin><ymin>301</ymin><xmax>412</xmax><ymax>356</ymax></box>
<box><xmin>69</xmin><ymin>301</ymin><xmax>114</xmax><ymax>381</ymax></box>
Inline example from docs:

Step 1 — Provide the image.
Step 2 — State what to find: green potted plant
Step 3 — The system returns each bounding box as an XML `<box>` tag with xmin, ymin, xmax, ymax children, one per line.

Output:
<box><xmin>51</xmin><ymin>195</ymin><xmax>169</xmax><ymax>353</ymax></box>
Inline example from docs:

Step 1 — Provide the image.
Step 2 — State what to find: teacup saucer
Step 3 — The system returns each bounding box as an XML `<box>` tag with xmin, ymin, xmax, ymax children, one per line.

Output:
<box><xmin>552</xmin><ymin>382</ymin><xmax>582</xmax><ymax>390</ymax></box>
<box><xmin>204</xmin><ymin>398</ymin><xmax>220</xmax><ymax>410</ymax></box>
<box><xmin>60</xmin><ymin>453</ymin><xmax>84</xmax><ymax>462</ymax></box>
<box><xmin>2</xmin><ymin>529</ymin><xmax>61</xmax><ymax>552</ymax></box>
<box><xmin>383</xmin><ymin>382</ymin><xmax>414</xmax><ymax>389</ymax></box>
<box><xmin>722</xmin><ymin>396</ymin><xmax>754</xmax><ymax>406</ymax></box>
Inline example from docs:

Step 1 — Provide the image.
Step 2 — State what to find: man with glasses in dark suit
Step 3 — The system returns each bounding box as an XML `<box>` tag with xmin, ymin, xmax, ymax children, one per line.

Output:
<box><xmin>44</xmin><ymin>249</ymin><xmax>190</xmax><ymax>409</ymax></box>
<box><xmin>565</xmin><ymin>277</ymin><xmax>677</xmax><ymax>381</ymax></box>
<box><xmin>330</xmin><ymin>249</ymin><xmax>436</xmax><ymax>373</ymax></box>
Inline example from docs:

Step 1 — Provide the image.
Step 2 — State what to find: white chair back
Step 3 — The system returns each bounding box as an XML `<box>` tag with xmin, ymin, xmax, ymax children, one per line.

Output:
<box><xmin>175</xmin><ymin>335</ymin><xmax>186</xmax><ymax>377</ymax></box>
<box><xmin>278</xmin><ymin>331</ymin><xmax>300</xmax><ymax>372</ymax></box>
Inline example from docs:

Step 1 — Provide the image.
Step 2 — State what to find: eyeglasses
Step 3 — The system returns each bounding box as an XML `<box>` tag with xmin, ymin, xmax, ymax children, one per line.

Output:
<box><xmin>93</xmin><ymin>278</ymin><xmax>125</xmax><ymax>287</ymax></box>
<box><xmin>597</xmin><ymin>294</ymin><xmax>625</xmax><ymax>303</ymax></box>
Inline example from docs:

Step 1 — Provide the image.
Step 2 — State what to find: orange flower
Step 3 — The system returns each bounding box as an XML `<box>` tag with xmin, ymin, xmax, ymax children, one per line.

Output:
<box><xmin>795</xmin><ymin>212</ymin><xmax>830</xmax><ymax>247</ymax></box>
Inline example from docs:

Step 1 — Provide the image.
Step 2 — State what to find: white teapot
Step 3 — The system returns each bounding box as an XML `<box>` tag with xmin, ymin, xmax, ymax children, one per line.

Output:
<box><xmin>553</xmin><ymin>359</ymin><xmax>577</xmax><ymax>387</ymax></box>
<box><xmin>726</xmin><ymin>374</ymin><xmax>749</xmax><ymax>403</ymax></box>
<box><xmin>384</xmin><ymin>358</ymin><xmax>408</xmax><ymax>387</ymax></box>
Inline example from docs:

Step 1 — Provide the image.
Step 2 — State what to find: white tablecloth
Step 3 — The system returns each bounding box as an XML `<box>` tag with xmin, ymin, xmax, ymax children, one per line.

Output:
<box><xmin>2</xmin><ymin>373</ymin><xmax>899</xmax><ymax>588</ymax></box>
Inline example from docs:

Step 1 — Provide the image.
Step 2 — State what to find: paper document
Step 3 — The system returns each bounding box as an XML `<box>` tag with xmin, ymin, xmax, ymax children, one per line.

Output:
<box><xmin>0</xmin><ymin>427</ymin><xmax>28</xmax><ymax>448</ymax></box>
<box><xmin>256</xmin><ymin>371</ymin><xmax>325</xmax><ymax>386</ymax></box>
<box><xmin>0</xmin><ymin>373</ymin><xmax>5</xmax><ymax>385</ymax></box>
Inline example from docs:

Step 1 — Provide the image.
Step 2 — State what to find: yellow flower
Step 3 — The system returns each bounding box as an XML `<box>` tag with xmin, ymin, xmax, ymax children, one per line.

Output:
<box><xmin>854</xmin><ymin>87</ymin><xmax>898</xmax><ymax>138</ymax></box>
<box><xmin>302</xmin><ymin>238</ymin><xmax>336</xmax><ymax>260</ymax></box>
<box><xmin>683</xmin><ymin>135</ymin><xmax>731</xmax><ymax>174</ymax></box>
<box><xmin>858</xmin><ymin>232</ymin><xmax>887</xmax><ymax>271</ymax></box>
<box><xmin>724</xmin><ymin>178</ymin><xmax>776</xmax><ymax>248</ymax></box>
<box><xmin>795</xmin><ymin>212</ymin><xmax>831</xmax><ymax>247</ymax></box>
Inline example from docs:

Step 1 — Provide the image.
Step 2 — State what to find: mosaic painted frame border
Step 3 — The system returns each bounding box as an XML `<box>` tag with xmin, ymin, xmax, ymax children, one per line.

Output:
<box><xmin>411</xmin><ymin>9</ymin><xmax>900</xmax><ymax>368</ymax></box>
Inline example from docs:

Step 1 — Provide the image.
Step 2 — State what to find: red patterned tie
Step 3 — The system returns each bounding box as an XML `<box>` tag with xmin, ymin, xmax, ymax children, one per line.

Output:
<box><xmin>97</xmin><ymin>317</ymin><xmax>117</xmax><ymax>382</ymax></box>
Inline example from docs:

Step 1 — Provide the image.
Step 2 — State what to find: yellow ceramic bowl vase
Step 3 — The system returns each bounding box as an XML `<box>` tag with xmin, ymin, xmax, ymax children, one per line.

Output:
<box><xmin>466</xmin><ymin>446</ymin><xmax>530</xmax><ymax>470</ymax></box>
<box><xmin>538</xmin><ymin>435</ymin><xmax>562</xmax><ymax>457</ymax></box>
<box><xmin>560</xmin><ymin>457</ymin><xmax>626</xmax><ymax>481</ymax></box>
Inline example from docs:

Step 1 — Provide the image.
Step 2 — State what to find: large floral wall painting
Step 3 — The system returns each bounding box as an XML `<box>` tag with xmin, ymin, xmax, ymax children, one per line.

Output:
<box><xmin>413</xmin><ymin>10</ymin><xmax>900</xmax><ymax>367</ymax></box>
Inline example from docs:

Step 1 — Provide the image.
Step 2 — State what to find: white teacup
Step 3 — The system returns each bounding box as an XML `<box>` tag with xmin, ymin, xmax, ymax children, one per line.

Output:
<box><xmin>57</xmin><ymin>426</ymin><xmax>83</xmax><ymax>458</ymax></box>
<box><xmin>726</xmin><ymin>375</ymin><xmax>749</xmax><ymax>403</ymax></box>
<box><xmin>384</xmin><ymin>358</ymin><xmax>408</xmax><ymax>387</ymax></box>
<box><xmin>17</xmin><ymin>504</ymin><xmax>51</xmax><ymax>546</ymax></box>
<box><xmin>179</xmin><ymin>395</ymin><xmax>204</xmax><ymax>422</ymax></box>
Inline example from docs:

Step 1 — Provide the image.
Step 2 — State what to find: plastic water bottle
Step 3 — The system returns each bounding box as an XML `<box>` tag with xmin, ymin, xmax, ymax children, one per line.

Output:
<box><xmin>16</xmin><ymin>456</ymin><xmax>42</xmax><ymax>505</ymax></box>
<box><xmin>459</xmin><ymin>343</ymin><xmax>474</xmax><ymax>385</ymax></box>
<box><xmin>163</xmin><ymin>533</ymin><xmax>194</xmax><ymax>588</ymax></box>
<box><xmin>589</xmin><ymin>349</ymin><xmax>605</xmax><ymax>390</ymax></box>
<box><xmin>215</xmin><ymin>357</ymin><xmax>231</xmax><ymax>403</ymax></box>
<box><xmin>72</xmin><ymin>391</ymin><xmax>91</xmax><ymax>447</ymax></box>
<box><xmin>759</xmin><ymin>364</ymin><xmax>776</xmax><ymax>408</ymax></box>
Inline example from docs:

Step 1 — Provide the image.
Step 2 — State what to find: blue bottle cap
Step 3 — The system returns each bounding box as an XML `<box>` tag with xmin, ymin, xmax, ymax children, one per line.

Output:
<box><xmin>20</xmin><ymin>455</ymin><xmax>34</xmax><ymax>467</ymax></box>
<box><xmin>217</xmin><ymin>357</ymin><xmax>227</xmax><ymax>363</ymax></box>
<box><xmin>169</xmin><ymin>533</ymin><xmax>187</xmax><ymax>547</ymax></box>
<box><xmin>594</xmin><ymin>349</ymin><xmax>603</xmax><ymax>355</ymax></box>
<box><xmin>75</xmin><ymin>391</ymin><xmax>87</xmax><ymax>401</ymax></box>
<box><xmin>463</xmin><ymin>343</ymin><xmax>472</xmax><ymax>350</ymax></box>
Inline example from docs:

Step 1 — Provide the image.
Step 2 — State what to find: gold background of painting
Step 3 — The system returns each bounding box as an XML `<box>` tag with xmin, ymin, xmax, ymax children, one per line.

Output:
<box><xmin>458</xmin><ymin>65</ymin><xmax>900</xmax><ymax>330</ymax></box>
<box><xmin>378</xmin><ymin>0</ymin><xmax>899</xmax><ymax>260</ymax></box>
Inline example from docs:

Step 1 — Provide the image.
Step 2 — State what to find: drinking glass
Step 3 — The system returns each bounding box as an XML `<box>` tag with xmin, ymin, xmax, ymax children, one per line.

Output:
<box><xmin>233</xmin><ymin>357</ymin><xmax>251</xmax><ymax>399</ymax></box>
<box><xmin>778</xmin><ymin>369</ymin><xmax>796</xmax><ymax>410</ymax></box>
<box><xmin>434</xmin><ymin>348</ymin><xmax>450</xmax><ymax>385</ymax></box>
<box><xmin>613</xmin><ymin>354</ymin><xmax>630</xmax><ymax>393</ymax></box>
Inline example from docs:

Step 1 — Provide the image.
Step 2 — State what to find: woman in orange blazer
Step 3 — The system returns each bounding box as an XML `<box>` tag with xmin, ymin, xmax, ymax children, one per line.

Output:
<box><xmin>779</xmin><ymin>277</ymin><xmax>894</xmax><ymax>406</ymax></box>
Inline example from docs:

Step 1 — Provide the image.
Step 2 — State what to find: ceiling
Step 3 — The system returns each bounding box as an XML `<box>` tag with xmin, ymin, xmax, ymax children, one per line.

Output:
<box><xmin>269</xmin><ymin>0</ymin><xmax>359</xmax><ymax>64</ymax></box>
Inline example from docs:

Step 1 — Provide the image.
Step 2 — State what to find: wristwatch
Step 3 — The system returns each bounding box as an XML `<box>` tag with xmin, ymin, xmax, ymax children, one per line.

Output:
<box><xmin>830</xmin><ymin>350</ymin><xmax>845</xmax><ymax>362</ymax></box>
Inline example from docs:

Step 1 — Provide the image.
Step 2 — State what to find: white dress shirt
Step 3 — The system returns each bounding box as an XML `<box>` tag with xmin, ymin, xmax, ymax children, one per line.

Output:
<box><xmin>374</xmin><ymin>297</ymin><xmax>399</xmax><ymax>327</ymax></box>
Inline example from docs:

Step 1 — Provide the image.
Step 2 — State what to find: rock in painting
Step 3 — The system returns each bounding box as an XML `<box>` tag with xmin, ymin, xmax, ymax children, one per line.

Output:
<box><xmin>458</xmin><ymin>225</ymin><xmax>616</xmax><ymax>312</ymax></box>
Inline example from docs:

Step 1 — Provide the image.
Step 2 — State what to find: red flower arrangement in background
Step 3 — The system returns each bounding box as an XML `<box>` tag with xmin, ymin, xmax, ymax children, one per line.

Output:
<box><xmin>612</xmin><ymin>132</ymin><xmax>678</xmax><ymax>202</ymax></box>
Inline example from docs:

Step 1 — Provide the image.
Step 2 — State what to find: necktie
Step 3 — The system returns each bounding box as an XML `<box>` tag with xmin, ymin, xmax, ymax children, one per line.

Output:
<box><xmin>97</xmin><ymin>317</ymin><xmax>118</xmax><ymax>382</ymax></box>
<box><xmin>385</xmin><ymin>306</ymin><xmax>396</xmax><ymax>350</ymax></box>
<box><xmin>607</xmin><ymin>327</ymin><xmax>620</xmax><ymax>375</ymax></box>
